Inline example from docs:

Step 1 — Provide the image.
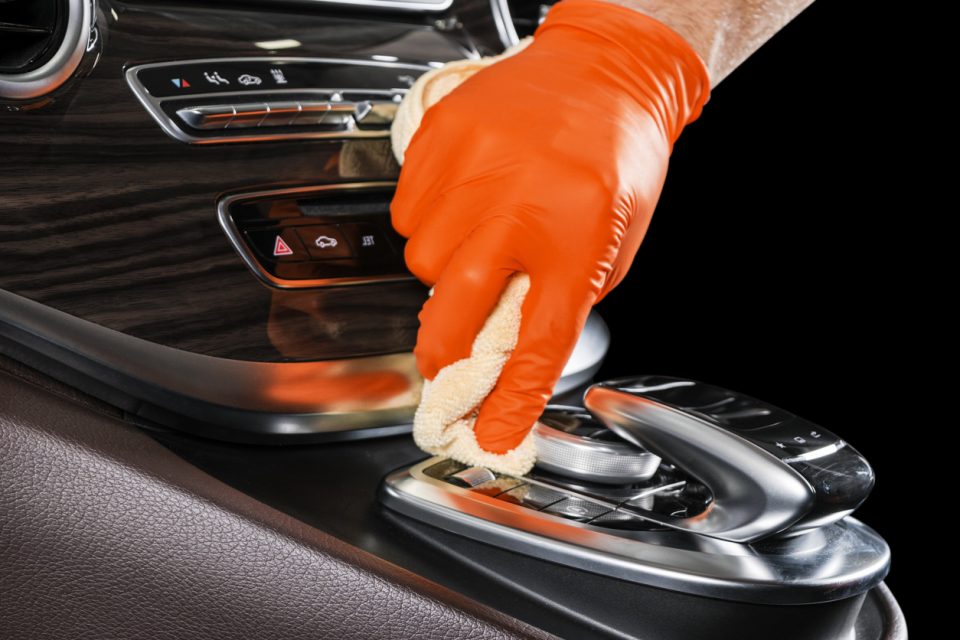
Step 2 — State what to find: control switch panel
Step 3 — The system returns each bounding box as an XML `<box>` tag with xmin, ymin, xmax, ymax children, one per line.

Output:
<box><xmin>219</xmin><ymin>183</ymin><xmax>412</xmax><ymax>288</ymax></box>
<box><xmin>126</xmin><ymin>58</ymin><xmax>430</xmax><ymax>144</ymax></box>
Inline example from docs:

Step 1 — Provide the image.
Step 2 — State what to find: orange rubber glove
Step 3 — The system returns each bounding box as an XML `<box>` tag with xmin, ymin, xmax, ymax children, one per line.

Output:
<box><xmin>392</xmin><ymin>0</ymin><xmax>710</xmax><ymax>455</ymax></box>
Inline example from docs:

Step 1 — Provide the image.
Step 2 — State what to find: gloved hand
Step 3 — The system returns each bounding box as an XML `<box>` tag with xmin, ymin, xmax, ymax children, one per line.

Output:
<box><xmin>392</xmin><ymin>0</ymin><xmax>710</xmax><ymax>455</ymax></box>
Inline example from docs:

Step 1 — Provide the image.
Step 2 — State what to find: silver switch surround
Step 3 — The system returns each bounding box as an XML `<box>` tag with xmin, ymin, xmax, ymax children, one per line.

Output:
<box><xmin>125</xmin><ymin>58</ymin><xmax>430</xmax><ymax>145</ymax></box>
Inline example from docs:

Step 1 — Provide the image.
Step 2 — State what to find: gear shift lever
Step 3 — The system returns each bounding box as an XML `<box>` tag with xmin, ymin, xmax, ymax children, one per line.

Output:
<box><xmin>382</xmin><ymin>373</ymin><xmax>891</xmax><ymax>613</ymax></box>
<box><xmin>584</xmin><ymin>376</ymin><xmax>874</xmax><ymax>543</ymax></box>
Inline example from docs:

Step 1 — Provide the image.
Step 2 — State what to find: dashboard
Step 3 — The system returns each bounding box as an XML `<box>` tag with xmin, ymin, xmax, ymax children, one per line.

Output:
<box><xmin>0</xmin><ymin>0</ymin><xmax>568</xmax><ymax>441</ymax></box>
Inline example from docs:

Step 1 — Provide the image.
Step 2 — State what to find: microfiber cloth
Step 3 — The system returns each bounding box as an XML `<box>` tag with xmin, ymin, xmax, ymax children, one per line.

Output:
<box><xmin>391</xmin><ymin>39</ymin><xmax>539</xmax><ymax>477</ymax></box>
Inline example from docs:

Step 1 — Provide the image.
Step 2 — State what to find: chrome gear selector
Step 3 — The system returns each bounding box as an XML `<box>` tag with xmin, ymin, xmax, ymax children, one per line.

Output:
<box><xmin>584</xmin><ymin>375</ymin><xmax>874</xmax><ymax>542</ymax></box>
<box><xmin>381</xmin><ymin>374</ymin><xmax>891</xmax><ymax>623</ymax></box>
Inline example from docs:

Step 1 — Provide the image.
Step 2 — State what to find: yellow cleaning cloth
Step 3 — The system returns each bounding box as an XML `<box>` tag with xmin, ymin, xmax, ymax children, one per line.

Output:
<box><xmin>391</xmin><ymin>39</ymin><xmax>532</xmax><ymax>164</ymax></box>
<box><xmin>392</xmin><ymin>40</ymin><xmax>539</xmax><ymax>477</ymax></box>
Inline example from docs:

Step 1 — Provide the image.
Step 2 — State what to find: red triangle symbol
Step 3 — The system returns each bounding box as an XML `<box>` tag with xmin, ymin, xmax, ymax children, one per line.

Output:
<box><xmin>273</xmin><ymin>235</ymin><xmax>293</xmax><ymax>256</ymax></box>
<box><xmin>182</xmin><ymin>79</ymin><xmax>191</xmax><ymax>88</ymax></box>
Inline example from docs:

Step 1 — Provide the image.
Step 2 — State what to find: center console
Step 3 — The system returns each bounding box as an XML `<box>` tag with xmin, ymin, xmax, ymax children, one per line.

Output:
<box><xmin>382</xmin><ymin>376</ymin><xmax>891</xmax><ymax>637</ymax></box>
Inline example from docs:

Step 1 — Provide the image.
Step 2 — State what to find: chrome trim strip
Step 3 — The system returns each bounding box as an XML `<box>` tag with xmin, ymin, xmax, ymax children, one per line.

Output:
<box><xmin>0</xmin><ymin>289</ymin><xmax>608</xmax><ymax>438</ymax></box>
<box><xmin>124</xmin><ymin>58</ymin><xmax>431</xmax><ymax>145</ymax></box>
<box><xmin>0</xmin><ymin>0</ymin><xmax>92</xmax><ymax>100</ymax></box>
<box><xmin>217</xmin><ymin>182</ymin><xmax>416</xmax><ymax>289</ymax></box>
<box><xmin>382</xmin><ymin>456</ymin><xmax>891</xmax><ymax>605</ymax></box>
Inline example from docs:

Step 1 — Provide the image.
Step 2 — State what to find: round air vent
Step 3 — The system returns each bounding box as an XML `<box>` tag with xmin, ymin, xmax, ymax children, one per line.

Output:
<box><xmin>0</xmin><ymin>0</ymin><xmax>91</xmax><ymax>100</ymax></box>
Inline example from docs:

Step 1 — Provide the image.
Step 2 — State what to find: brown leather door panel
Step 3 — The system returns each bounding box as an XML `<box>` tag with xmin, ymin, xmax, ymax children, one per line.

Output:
<box><xmin>0</xmin><ymin>368</ymin><xmax>554</xmax><ymax>640</ymax></box>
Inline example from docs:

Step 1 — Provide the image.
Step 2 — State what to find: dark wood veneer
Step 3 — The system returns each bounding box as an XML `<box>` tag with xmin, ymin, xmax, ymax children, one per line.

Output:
<box><xmin>0</xmin><ymin>1</ymin><xmax>496</xmax><ymax>361</ymax></box>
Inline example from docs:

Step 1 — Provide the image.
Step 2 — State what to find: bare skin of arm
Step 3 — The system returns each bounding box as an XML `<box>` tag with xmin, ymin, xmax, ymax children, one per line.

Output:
<box><xmin>602</xmin><ymin>0</ymin><xmax>815</xmax><ymax>84</ymax></box>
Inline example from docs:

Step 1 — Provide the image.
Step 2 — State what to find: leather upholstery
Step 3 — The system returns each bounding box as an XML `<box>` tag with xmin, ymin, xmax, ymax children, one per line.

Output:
<box><xmin>0</xmin><ymin>369</ymin><xmax>555</xmax><ymax>639</ymax></box>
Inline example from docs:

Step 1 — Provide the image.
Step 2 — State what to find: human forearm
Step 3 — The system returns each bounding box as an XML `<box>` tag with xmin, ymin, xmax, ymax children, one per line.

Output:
<box><xmin>601</xmin><ymin>0</ymin><xmax>814</xmax><ymax>84</ymax></box>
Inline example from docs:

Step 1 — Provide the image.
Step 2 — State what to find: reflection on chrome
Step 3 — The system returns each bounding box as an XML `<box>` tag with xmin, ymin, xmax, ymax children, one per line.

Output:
<box><xmin>254</xmin><ymin>39</ymin><xmax>302</xmax><ymax>50</ymax></box>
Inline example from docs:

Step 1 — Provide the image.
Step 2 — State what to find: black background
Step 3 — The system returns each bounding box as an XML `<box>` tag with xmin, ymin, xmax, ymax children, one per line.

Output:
<box><xmin>595</xmin><ymin>0</ymin><xmax>925</xmax><ymax>631</ymax></box>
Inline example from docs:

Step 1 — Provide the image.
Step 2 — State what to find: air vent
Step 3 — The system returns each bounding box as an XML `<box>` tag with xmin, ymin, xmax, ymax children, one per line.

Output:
<box><xmin>0</xmin><ymin>0</ymin><xmax>67</xmax><ymax>73</ymax></box>
<box><xmin>0</xmin><ymin>0</ymin><xmax>90</xmax><ymax>100</ymax></box>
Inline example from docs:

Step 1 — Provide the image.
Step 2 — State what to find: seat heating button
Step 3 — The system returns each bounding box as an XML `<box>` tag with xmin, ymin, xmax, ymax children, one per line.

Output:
<box><xmin>244</xmin><ymin>228</ymin><xmax>308</xmax><ymax>263</ymax></box>
<box><xmin>295</xmin><ymin>225</ymin><xmax>353</xmax><ymax>260</ymax></box>
<box><xmin>542</xmin><ymin>497</ymin><xmax>612</xmax><ymax>522</ymax></box>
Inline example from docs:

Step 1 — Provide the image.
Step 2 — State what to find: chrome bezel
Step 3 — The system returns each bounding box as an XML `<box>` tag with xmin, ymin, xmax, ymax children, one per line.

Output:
<box><xmin>0</xmin><ymin>0</ymin><xmax>93</xmax><ymax>100</ymax></box>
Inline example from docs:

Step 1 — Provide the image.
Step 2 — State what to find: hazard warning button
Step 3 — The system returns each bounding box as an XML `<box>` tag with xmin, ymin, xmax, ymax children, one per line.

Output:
<box><xmin>244</xmin><ymin>228</ymin><xmax>308</xmax><ymax>263</ymax></box>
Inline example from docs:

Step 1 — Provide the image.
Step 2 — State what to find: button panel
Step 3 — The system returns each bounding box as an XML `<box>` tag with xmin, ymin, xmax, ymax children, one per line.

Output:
<box><xmin>220</xmin><ymin>183</ymin><xmax>413</xmax><ymax>288</ymax></box>
<box><xmin>422</xmin><ymin>454</ymin><xmax>711</xmax><ymax>531</ymax></box>
<box><xmin>127</xmin><ymin>58</ymin><xmax>430</xmax><ymax>144</ymax></box>
<box><xmin>166</xmin><ymin>96</ymin><xmax>403</xmax><ymax>138</ymax></box>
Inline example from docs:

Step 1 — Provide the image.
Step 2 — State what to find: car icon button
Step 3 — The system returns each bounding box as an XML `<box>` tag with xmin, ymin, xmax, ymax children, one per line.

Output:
<box><xmin>295</xmin><ymin>225</ymin><xmax>353</xmax><ymax>260</ymax></box>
